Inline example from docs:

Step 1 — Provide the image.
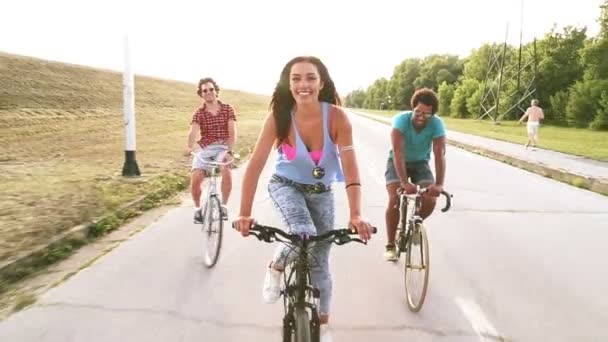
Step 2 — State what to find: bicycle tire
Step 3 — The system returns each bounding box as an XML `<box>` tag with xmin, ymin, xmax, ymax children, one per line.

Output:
<box><xmin>294</xmin><ymin>307</ymin><xmax>312</xmax><ymax>342</ymax></box>
<box><xmin>396</xmin><ymin>196</ymin><xmax>409</xmax><ymax>254</ymax></box>
<box><xmin>203</xmin><ymin>195</ymin><xmax>223</xmax><ymax>268</ymax></box>
<box><xmin>404</xmin><ymin>223</ymin><xmax>430</xmax><ymax>312</ymax></box>
<box><xmin>282</xmin><ymin>314</ymin><xmax>293</xmax><ymax>342</ymax></box>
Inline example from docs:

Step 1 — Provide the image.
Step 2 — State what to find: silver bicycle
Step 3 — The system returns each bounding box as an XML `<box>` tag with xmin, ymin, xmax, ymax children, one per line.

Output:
<box><xmin>395</xmin><ymin>185</ymin><xmax>452</xmax><ymax>311</ymax></box>
<box><xmin>191</xmin><ymin>150</ymin><xmax>236</xmax><ymax>268</ymax></box>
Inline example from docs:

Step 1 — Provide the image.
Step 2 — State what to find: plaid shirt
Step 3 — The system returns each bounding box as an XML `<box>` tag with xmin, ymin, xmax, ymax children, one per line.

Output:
<box><xmin>191</xmin><ymin>101</ymin><xmax>237</xmax><ymax>149</ymax></box>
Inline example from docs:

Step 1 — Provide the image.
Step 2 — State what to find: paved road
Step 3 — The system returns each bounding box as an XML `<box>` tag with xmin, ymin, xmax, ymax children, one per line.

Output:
<box><xmin>1</xmin><ymin>114</ymin><xmax>607</xmax><ymax>342</ymax></box>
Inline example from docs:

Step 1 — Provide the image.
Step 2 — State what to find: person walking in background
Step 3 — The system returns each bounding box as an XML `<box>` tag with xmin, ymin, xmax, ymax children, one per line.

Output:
<box><xmin>519</xmin><ymin>99</ymin><xmax>544</xmax><ymax>150</ymax></box>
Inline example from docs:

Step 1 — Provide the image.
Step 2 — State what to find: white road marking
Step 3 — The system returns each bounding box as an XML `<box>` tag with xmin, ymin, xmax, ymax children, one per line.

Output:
<box><xmin>455</xmin><ymin>297</ymin><xmax>501</xmax><ymax>341</ymax></box>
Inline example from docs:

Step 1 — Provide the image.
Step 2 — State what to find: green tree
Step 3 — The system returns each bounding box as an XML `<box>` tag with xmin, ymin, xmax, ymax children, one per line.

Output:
<box><xmin>466</xmin><ymin>84</ymin><xmax>484</xmax><ymax>119</ymax></box>
<box><xmin>463</xmin><ymin>43</ymin><xmax>500</xmax><ymax>81</ymax></box>
<box><xmin>438</xmin><ymin>81</ymin><xmax>455</xmax><ymax>116</ymax></box>
<box><xmin>389</xmin><ymin>58</ymin><xmax>422</xmax><ymax>109</ymax></box>
<box><xmin>536</xmin><ymin>25</ymin><xmax>587</xmax><ymax>120</ymax></box>
<box><xmin>364</xmin><ymin>78</ymin><xmax>390</xmax><ymax>109</ymax></box>
<box><xmin>566</xmin><ymin>79</ymin><xmax>608</xmax><ymax>127</ymax></box>
<box><xmin>548</xmin><ymin>90</ymin><xmax>569</xmax><ymax>124</ymax></box>
<box><xmin>590</xmin><ymin>90</ymin><xmax>608</xmax><ymax>130</ymax></box>
<box><xmin>450</xmin><ymin>79</ymin><xmax>481</xmax><ymax>118</ymax></box>
<box><xmin>413</xmin><ymin>54</ymin><xmax>463</xmax><ymax>90</ymax></box>
<box><xmin>582</xmin><ymin>0</ymin><xmax>608</xmax><ymax>80</ymax></box>
<box><xmin>345</xmin><ymin>88</ymin><xmax>366</xmax><ymax>108</ymax></box>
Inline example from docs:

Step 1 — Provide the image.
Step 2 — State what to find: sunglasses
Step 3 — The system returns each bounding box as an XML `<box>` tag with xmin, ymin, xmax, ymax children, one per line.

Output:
<box><xmin>413</xmin><ymin>109</ymin><xmax>433</xmax><ymax>119</ymax></box>
<box><xmin>202</xmin><ymin>88</ymin><xmax>216</xmax><ymax>94</ymax></box>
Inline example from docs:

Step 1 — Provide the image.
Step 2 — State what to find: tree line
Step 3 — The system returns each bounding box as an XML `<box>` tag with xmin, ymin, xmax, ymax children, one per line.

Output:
<box><xmin>345</xmin><ymin>1</ymin><xmax>608</xmax><ymax>130</ymax></box>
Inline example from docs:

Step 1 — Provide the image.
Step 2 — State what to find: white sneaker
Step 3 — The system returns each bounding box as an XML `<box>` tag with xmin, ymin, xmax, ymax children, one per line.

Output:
<box><xmin>384</xmin><ymin>245</ymin><xmax>398</xmax><ymax>262</ymax></box>
<box><xmin>320</xmin><ymin>325</ymin><xmax>333</xmax><ymax>342</ymax></box>
<box><xmin>262</xmin><ymin>265</ymin><xmax>282</xmax><ymax>303</ymax></box>
<box><xmin>220</xmin><ymin>205</ymin><xmax>228</xmax><ymax>220</ymax></box>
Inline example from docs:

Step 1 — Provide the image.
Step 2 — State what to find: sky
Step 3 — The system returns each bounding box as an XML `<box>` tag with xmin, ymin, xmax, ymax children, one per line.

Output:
<box><xmin>0</xmin><ymin>0</ymin><xmax>603</xmax><ymax>96</ymax></box>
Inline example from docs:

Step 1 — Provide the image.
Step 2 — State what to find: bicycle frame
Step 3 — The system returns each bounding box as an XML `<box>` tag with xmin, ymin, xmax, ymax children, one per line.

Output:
<box><xmin>400</xmin><ymin>187</ymin><xmax>424</xmax><ymax>232</ymax></box>
<box><xmin>396</xmin><ymin>186</ymin><xmax>452</xmax><ymax>251</ymax></box>
<box><xmin>282</xmin><ymin>237</ymin><xmax>322</xmax><ymax>337</ymax></box>
<box><xmin>200</xmin><ymin>164</ymin><xmax>221</xmax><ymax>220</ymax></box>
<box><xmin>236</xmin><ymin>224</ymin><xmax>375</xmax><ymax>342</ymax></box>
<box><xmin>191</xmin><ymin>151</ymin><xmax>231</xmax><ymax>223</ymax></box>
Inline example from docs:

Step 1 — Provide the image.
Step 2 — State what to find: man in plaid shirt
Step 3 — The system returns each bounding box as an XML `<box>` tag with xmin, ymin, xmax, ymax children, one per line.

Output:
<box><xmin>187</xmin><ymin>77</ymin><xmax>237</xmax><ymax>223</ymax></box>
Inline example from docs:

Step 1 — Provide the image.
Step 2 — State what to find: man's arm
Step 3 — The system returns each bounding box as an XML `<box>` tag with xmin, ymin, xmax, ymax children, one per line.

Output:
<box><xmin>391</xmin><ymin>128</ymin><xmax>408</xmax><ymax>185</ymax></box>
<box><xmin>187</xmin><ymin>123</ymin><xmax>201</xmax><ymax>152</ymax></box>
<box><xmin>432</xmin><ymin>136</ymin><xmax>446</xmax><ymax>186</ymax></box>
<box><xmin>227</xmin><ymin>119</ymin><xmax>236</xmax><ymax>152</ymax></box>
<box><xmin>519</xmin><ymin>109</ymin><xmax>529</xmax><ymax>123</ymax></box>
<box><xmin>226</xmin><ymin>105</ymin><xmax>237</xmax><ymax>154</ymax></box>
<box><xmin>187</xmin><ymin>110</ymin><xmax>202</xmax><ymax>153</ymax></box>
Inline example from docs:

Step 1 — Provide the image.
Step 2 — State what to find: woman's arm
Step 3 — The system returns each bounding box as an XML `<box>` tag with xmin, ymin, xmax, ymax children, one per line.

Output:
<box><xmin>331</xmin><ymin>106</ymin><xmax>373</xmax><ymax>240</ymax></box>
<box><xmin>234</xmin><ymin>113</ymin><xmax>277</xmax><ymax>236</ymax></box>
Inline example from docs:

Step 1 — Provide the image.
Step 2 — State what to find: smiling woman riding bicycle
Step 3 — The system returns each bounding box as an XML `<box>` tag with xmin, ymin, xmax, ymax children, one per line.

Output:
<box><xmin>232</xmin><ymin>55</ymin><xmax>374</xmax><ymax>342</ymax></box>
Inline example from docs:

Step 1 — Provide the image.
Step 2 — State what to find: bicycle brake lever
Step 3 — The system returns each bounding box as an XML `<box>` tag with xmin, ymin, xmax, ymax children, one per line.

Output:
<box><xmin>333</xmin><ymin>235</ymin><xmax>351</xmax><ymax>245</ymax></box>
<box><xmin>262</xmin><ymin>234</ymin><xmax>275</xmax><ymax>243</ymax></box>
<box><xmin>333</xmin><ymin>235</ymin><xmax>367</xmax><ymax>245</ymax></box>
<box><xmin>333</xmin><ymin>239</ymin><xmax>347</xmax><ymax>246</ymax></box>
<box><xmin>249</xmin><ymin>231</ymin><xmax>262</xmax><ymax>240</ymax></box>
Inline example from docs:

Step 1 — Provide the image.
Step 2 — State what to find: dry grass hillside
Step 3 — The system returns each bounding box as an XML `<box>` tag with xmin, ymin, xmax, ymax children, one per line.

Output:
<box><xmin>0</xmin><ymin>52</ymin><xmax>269</xmax><ymax>266</ymax></box>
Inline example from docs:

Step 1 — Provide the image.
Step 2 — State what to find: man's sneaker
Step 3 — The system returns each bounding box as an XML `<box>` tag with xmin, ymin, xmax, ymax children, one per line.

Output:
<box><xmin>193</xmin><ymin>209</ymin><xmax>203</xmax><ymax>224</ymax></box>
<box><xmin>320</xmin><ymin>325</ymin><xmax>333</xmax><ymax>342</ymax></box>
<box><xmin>220</xmin><ymin>205</ymin><xmax>228</xmax><ymax>221</ymax></box>
<box><xmin>262</xmin><ymin>265</ymin><xmax>282</xmax><ymax>303</ymax></box>
<box><xmin>384</xmin><ymin>244</ymin><xmax>398</xmax><ymax>262</ymax></box>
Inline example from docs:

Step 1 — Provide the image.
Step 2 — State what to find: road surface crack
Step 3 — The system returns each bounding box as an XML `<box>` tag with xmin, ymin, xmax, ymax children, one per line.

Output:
<box><xmin>36</xmin><ymin>301</ymin><xmax>511</xmax><ymax>340</ymax></box>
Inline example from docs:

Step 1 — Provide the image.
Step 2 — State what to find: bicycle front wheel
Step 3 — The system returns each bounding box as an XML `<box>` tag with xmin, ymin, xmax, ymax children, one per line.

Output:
<box><xmin>294</xmin><ymin>308</ymin><xmax>312</xmax><ymax>342</ymax></box>
<box><xmin>404</xmin><ymin>223</ymin><xmax>430</xmax><ymax>312</ymax></box>
<box><xmin>202</xmin><ymin>195</ymin><xmax>223</xmax><ymax>268</ymax></box>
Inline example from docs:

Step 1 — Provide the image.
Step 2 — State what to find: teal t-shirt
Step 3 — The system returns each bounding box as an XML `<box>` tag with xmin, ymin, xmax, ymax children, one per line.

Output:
<box><xmin>388</xmin><ymin>111</ymin><xmax>446</xmax><ymax>162</ymax></box>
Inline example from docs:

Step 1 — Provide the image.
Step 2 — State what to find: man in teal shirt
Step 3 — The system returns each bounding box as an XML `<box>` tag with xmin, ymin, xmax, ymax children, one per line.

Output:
<box><xmin>384</xmin><ymin>88</ymin><xmax>447</xmax><ymax>261</ymax></box>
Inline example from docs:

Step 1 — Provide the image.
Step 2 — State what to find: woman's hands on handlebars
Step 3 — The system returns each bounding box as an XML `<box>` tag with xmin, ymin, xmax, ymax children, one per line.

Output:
<box><xmin>348</xmin><ymin>215</ymin><xmax>373</xmax><ymax>241</ymax></box>
<box><xmin>233</xmin><ymin>216</ymin><xmax>255</xmax><ymax>237</ymax></box>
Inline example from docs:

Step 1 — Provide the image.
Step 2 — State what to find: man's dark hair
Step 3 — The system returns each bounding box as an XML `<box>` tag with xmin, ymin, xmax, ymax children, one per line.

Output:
<box><xmin>411</xmin><ymin>87</ymin><xmax>439</xmax><ymax>114</ymax></box>
<box><xmin>197</xmin><ymin>77</ymin><xmax>220</xmax><ymax>97</ymax></box>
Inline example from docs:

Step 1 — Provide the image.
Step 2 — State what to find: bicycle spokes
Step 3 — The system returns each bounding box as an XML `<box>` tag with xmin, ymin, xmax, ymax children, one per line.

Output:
<box><xmin>202</xmin><ymin>195</ymin><xmax>223</xmax><ymax>268</ymax></box>
<box><xmin>404</xmin><ymin>224</ymin><xmax>430</xmax><ymax>312</ymax></box>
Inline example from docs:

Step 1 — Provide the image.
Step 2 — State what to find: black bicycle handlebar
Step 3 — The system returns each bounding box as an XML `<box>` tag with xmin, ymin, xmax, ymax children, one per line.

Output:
<box><xmin>397</xmin><ymin>187</ymin><xmax>453</xmax><ymax>213</ymax></box>
<box><xmin>439</xmin><ymin>190</ymin><xmax>452</xmax><ymax>212</ymax></box>
<box><xmin>231</xmin><ymin>222</ymin><xmax>378</xmax><ymax>245</ymax></box>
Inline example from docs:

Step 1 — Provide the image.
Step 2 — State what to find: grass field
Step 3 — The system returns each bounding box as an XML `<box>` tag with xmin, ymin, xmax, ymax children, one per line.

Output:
<box><xmin>0</xmin><ymin>52</ymin><xmax>270</xmax><ymax>266</ymax></box>
<box><xmin>358</xmin><ymin>109</ymin><xmax>608</xmax><ymax>161</ymax></box>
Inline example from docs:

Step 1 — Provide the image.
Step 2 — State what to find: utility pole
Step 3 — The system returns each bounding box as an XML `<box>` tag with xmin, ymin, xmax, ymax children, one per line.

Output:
<box><xmin>122</xmin><ymin>34</ymin><xmax>141</xmax><ymax>177</ymax></box>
